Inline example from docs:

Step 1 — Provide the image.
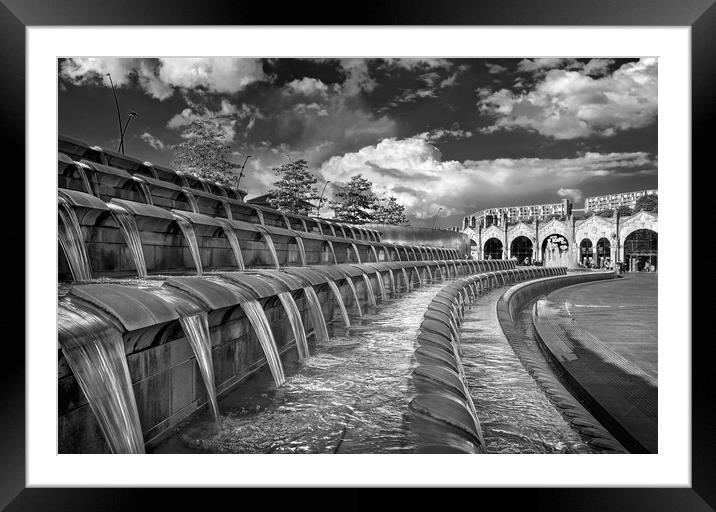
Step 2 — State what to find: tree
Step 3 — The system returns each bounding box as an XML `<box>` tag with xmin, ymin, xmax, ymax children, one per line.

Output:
<box><xmin>616</xmin><ymin>205</ymin><xmax>633</xmax><ymax>217</ymax></box>
<box><xmin>329</xmin><ymin>175</ymin><xmax>378</xmax><ymax>224</ymax></box>
<box><xmin>267</xmin><ymin>159</ymin><xmax>320</xmax><ymax>215</ymax></box>
<box><xmin>634</xmin><ymin>193</ymin><xmax>658</xmax><ymax>213</ymax></box>
<box><xmin>171</xmin><ymin>120</ymin><xmax>238</xmax><ymax>188</ymax></box>
<box><xmin>374</xmin><ymin>196</ymin><xmax>409</xmax><ymax>225</ymax></box>
<box><xmin>596</xmin><ymin>208</ymin><xmax>614</xmax><ymax>217</ymax></box>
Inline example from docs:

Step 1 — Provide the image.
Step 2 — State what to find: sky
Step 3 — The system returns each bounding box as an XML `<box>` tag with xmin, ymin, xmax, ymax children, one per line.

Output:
<box><xmin>58</xmin><ymin>57</ymin><xmax>658</xmax><ymax>228</ymax></box>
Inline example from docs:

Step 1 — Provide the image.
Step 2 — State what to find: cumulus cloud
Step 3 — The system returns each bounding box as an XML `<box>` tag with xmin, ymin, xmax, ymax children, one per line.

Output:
<box><xmin>557</xmin><ymin>187</ymin><xmax>583</xmax><ymax>203</ymax></box>
<box><xmin>516</xmin><ymin>58</ymin><xmax>580</xmax><ymax>73</ymax></box>
<box><xmin>59</xmin><ymin>57</ymin><xmax>268</xmax><ymax>100</ymax></box>
<box><xmin>140</xmin><ymin>132</ymin><xmax>165</xmax><ymax>150</ymax></box>
<box><xmin>486</xmin><ymin>62</ymin><xmax>508</xmax><ymax>74</ymax></box>
<box><xmin>319</xmin><ymin>135</ymin><xmax>656</xmax><ymax>221</ymax></box>
<box><xmin>283</xmin><ymin>77</ymin><xmax>329</xmax><ymax>96</ymax></box>
<box><xmin>478</xmin><ymin>58</ymin><xmax>658</xmax><ymax>139</ymax></box>
<box><xmin>166</xmin><ymin>99</ymin><xmax>263</xmax><ymax>142</ymax></box>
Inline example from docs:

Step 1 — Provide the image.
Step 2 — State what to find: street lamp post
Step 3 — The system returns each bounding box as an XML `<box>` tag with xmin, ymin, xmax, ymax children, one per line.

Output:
<box><xmin>105</xmin><ymin>73</ymin><xmax>124</xmax><ymax>153</ymax></box>
<box><xmin>119</xmin><ymin>111</ymin><xmax>138</xmax><ymax>154</ymax></box>
<box><xmin>316</xmin><ymin>180</ymin><xmax>330</xmax><ymax>217</ymax></box>
<box><xmin>432</xmin><ymin>207</ymin><xmax>443</xmax><ymax>229</ymax></box>
<box><xmin>235</xmin><ymin>155</ymin><xmax>252</xmax><ymax>192</ymax></box>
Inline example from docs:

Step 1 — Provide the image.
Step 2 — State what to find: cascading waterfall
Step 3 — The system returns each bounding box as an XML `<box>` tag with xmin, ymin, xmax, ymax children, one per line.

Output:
<box><xmin>303</xmin><ymin>286</ymin><xmax>330</xmax><ymax>343</ymax></box>
<box><xmin>58</xmin><ymin>197</ymin><xmax>93</xmax><ymax>282</ymax></box>
<box><xmin>370</xmin><ymin>245</ymin><xmax>379</xmax><ymax>263</ymax></box>
<box><xmin>218</xmin><ymin>221</ymin><xmax>245</xmax><ymax>270</ymax></box>
<box><xmin>262</xmin><ymin>234</ymin><xmax>281</xmax><ymax>269</ymax></box>
<box><xmin>277</xmin><ymin>292</ymin><xmax>309</xmax><ymax>359</ymax></box>
<box><xmin>136</xmin><ymin>181</ymin><xmax>153</xmax><ymax>205</ymax></box>
<box><xmin>173</xmin><ymin>215</ymin><xmax>203</xmax><ymax>275</ymax></box>
<box><xmin>360</xmin><ymin>273</ymin><xmax>377</xmax><ymax>306</ymax></box>
<box><xmin>184</xmin><ymin>189</ymin><xmax>200</xmax><ymax>213</ymax></box>
<box><xmin>240</xmin><ymin>300</ymin><xmax>286</xmax><ymax>386</ymax></box>
<box><xmin>294</xmin><ymin>237</ymin><xmax>307</xmax><ymax>266</ymax></box>
<box><xmin>221</xmin><ymin>200</ymin><xmax>233</xmax><ymax>220</ymax></box>
<box><xmin>327</xmin><ymin>280</ymin><xmax>351</xmax><ymax>328</ymax></box>
<box><xmin>108</xmin><ymin>203</ymin><xmax>148</xmax><ymax>278</ymax></box>
<box><xmin>425</xmin><ymin>264</ymin><xmax>433</xmax><ymax>281</ymax></box>
<box><xmin>326</xmin><ymin>240</ymin><xmax>338</xmax><ymax>264</ymax></box>
<box><xmin>178</xmin><ymin>312</ymin><xmax>220</xmax><ymax>424</ymax></box>
<box><xmin>413</xmin><ymin>266</ymin><xmax>422</xmax><ymax>287</ymax></box>
<box><xmin>254</xmin><ymin>208</ymin><xmax>265</xmax><ymax>225</ymax></box>
<box><xmin>401</xmin><ymin>268</ymin><xmax>410</xmax><ymax>291</ymax></box>
<box><xmin>387</xmin><ymin>269</ymin><xmax>397</xmax><ymax>295</ymax></box>
<box><xmin>58</xmin><ymin>302</ymin><xmax>145</xmax><ymax>453</ymax></box>
<box><xmin>74</xmin><ymin>162</ymin><xmax>94</xmax><ymax>196</ymax></box>
<box><xmin>342</xmin><ymin>277</ymin><xmax>363</xmax><ymax>317</ymax></box>
<box><xmin>373</xmin><ymin>271</ymin><xmax>387</xmax><ymax>301</ymax></box>
<box><xmin>350</xmin><ymin>243</ymin><xmax>362</xmax><ymax>264</ymax></box>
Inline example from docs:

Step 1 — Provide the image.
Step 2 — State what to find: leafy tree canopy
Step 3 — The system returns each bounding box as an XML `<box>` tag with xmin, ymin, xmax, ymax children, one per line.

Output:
<box><xmin>329</xmin><ymin>175</ymin><xmax>379</xmax><ymax>224</ymax></box>
<box><xmin>171</xmin><ymin>120</ymin><xmax>239</xmax><ymax>189</ymax></box>
<box><xmin>634</xmin><ymin>193</ymin><xmax>658</xmax><ymax>213</ymax></box>
<box><xmin>374</xmin><ymin>196</ymin><xmax>409</xmax><ymax>226</ymax></box>
<box><xmin>266</xmin><ymin>159</ymin><xmax>321</xmax><ymax>216</ymax></box>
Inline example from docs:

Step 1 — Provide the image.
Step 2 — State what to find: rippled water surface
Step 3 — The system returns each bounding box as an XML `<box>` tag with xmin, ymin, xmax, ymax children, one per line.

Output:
<box><xmin>460</xmin><ymin>287</ymin><xmax>594</xmax><ymax>454</ymax></box>
<box><xmin>153</xmin><ymin>283</ymin><xmax>448</xmax><ymax>454</ymax></box>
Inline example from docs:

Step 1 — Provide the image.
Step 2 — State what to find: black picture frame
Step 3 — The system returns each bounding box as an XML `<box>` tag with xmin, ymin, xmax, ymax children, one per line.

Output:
<box><xmin>4</xmin><ymin>0</ymin><xmax>710</xmax><ymax>509</ymax></box>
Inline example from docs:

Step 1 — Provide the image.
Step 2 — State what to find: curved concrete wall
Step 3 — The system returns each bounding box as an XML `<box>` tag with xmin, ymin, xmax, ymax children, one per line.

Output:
<box><xmin>365</xmin><ymin>224</ymin><xmax>471</xmax><ymax>257</ymax></box>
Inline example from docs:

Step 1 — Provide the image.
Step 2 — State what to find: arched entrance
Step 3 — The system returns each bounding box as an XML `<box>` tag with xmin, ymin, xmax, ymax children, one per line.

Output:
<box><xmin>624</xmin><ymin>229</ymin><xmax>657</xmax><ymax>271</ymax></box>
<box><xmin>510</xmin><ymin>236</ymin><xmax>533</xmax><ymax>265</ymax></box>
<box><xmin>469</xmin><ymin>239</ymin><xmax>478</xmax><ymax>259</ymax></box>
<box><xmin>596</xmin><ymin>237</ymin><xmax>611</xmax><ymax>268</ymax></box>
<box><xmin>579</xmin><ymin>238</ymin><xmax>593</xmax><ymax>267</ymax></box>
<box><xmin>483</xmin><ymin>238</ymin><xmax>503</xmax><ymax>259</ymax></box>
<box><xmin>542</xmin><ymin>234</ymin><xmax>569</xmax><ymax>268</ymax></box>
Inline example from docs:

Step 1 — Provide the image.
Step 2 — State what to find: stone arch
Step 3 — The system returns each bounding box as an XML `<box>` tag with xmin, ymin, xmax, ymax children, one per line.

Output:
<box><xmin>537</xmin><ymin>219</ymin><xmax>570</xmax><ymax>250</ymax></box>
<box><xmin>483</xmin><ymin>237</ymin><xmax>503</xmax><ymax>260</ymax></box>
<box><xmin>623</xmin><ymin>228</ymin><xmax>658</xmax><ymax>271</ymax></box>
<box><xmin>579</xmin><ymin>237</ymin><xmax>594</xmax><ymax>265</ymax></box>
<box><xmin>510</xmin><ymin>235</ymin><xmax>533</xmax><ymax>264</ymax></box>
<box><xmin>620</xmin><ymin>211</ymin><xmax>658</xmax><ymax>246</ymax></box>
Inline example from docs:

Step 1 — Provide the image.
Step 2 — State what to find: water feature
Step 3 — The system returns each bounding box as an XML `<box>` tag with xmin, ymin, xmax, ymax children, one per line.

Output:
<box><xmin>413</xmin><ymin>266</ymin><xmax>422</xmax><ymax>287</ymax></box>
<box><xmin>294</xmin><ymin>236</ymin><xmax>307</xmax><ymax>266</ymax></box>
<box><xmin>326</xmin><ymin>240</ymin><xmax>338</xmax><ymax>264</ymax></box>
<box><xmin>58</xmin><ymin>301</ymin><xmax>145</xmax><ymax>453</ymax></box>
<box><xmin>401</xmin><ymin>268</ymin><xmax>410</xmax><ymax>291</ymax></box>
<box><xmin>370</xmin><ymin>245</ymin><xmax>379</xmax><ymax>263</ymax></box>
<box><xmin>262</xmin><ymin>234</ymin><xmax>281</xmax><ymax>269</ymax></box>
<box><xmin>303</xmin><ymin>286</ymin><xmax>330</xmax><ymax>343</ymax></box>
<box><xmin>183</xmin><ymin>189</ymin><xmax>200</xmax><ymax>213</ymax></box>
<box><xmin>342</xmin><ymin>276</ymin><xmax>363</xmax><ymax>317</ymax></box>
<box><xmin>179</xmin><ymin>312</ymin><xmax>221</xmax><ymax>424</ymax></box>
<box><xmin>240</xmin><ymin>300</ymin><xmax>286</xmax><ymax>386</ymax></box>
<box><xmin>152</xmin><ymin>282</ymin><xmax>449</xmax><ymax>454</ymax></box>
<box><xmin>359</xmin><ymin>272</ymin><xmax>377</xmax><ymax>306</ymax></box>
<box><xmin>327</xmin><ymin>280</ymin><xmax>351</xmax><ymax>328</ymax></box>
<box><xmin>373</xmin><ymin>271</ymin><xmax>388</xmax><ymax>301</ymax></box>
<box><xmin>387</xmin><ymin>269</ymin><xmax>397</xmax><ymax>295</ymax></box>
<box><xmin>350</xmin><ymin>243</ymin><xmax>362</xmax><ymax>264</ymax></box>
<box><xmin>277</xmin><ymin>292</ymin><xmax>309</xmax><ymax>360</ymax></box>
<box><xmin>135</xmin><ymin>180</ymin><xmax>153</xmax><ymax>205</ymax></box>
<box><xmin>108</xmin><ymin>203</ymin><xmax>148</xmax><ymax>278</ymax></box>
<box><xmin>218</xmin><ymin>221</ymin><xmax>245</xmax><ymax>270</ymax></box>
<box><xmin>173</xmin><ymin>215</ymin><xmax>203</xmax><ymax>275</ymax></box>
<box><xmin>58</xmin><ymin>197</ymin><xmax>93</xmax><ymax>282</ymax></box>
<box><xmin>74</xmin><ymin>162</ymin><xmax>94</xmax><ymax>196</ymax></box>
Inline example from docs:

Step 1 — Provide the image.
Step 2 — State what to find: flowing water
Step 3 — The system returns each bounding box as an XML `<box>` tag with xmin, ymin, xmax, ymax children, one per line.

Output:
<box><xmin>218</xmin><ymin>221</ymin><xmax>245</xmax><ymax>270</ymax></box>
<box><xmin>413</xmin><ymin>266</ymin><xmax>422</xmax><ymax>287</ymax></box>
<box><xmin>58</xmin><ymin>197</ymin><xmax>93</xmax><ymax>282</ymax></box>
<box><xmin>58</xmin><ymin>300</ymin><xmax>145</xmax><ymax>453</ymax></box>
<box><xmin>327</xmin><ymin>280</ymin><xmax>351</xmax><ymax>328</ymax></box>
<box><xmin>459</xmin><ymin>286</ymin><xmax>594</xmax><ymax>454</ymax></box>
<box><xmin>294</xmin><ymin>237</ymin><xmax>307</xmax><ymax>266</ymax></box>
<box><xmin>183</xmin><ymin>189</ymin><xmax>200</xmax><ymax>213</ymax></box>
<box><xmin>401</xmin><ymin>268</ymin><xmax>410</xmax><ymax>291</ymax></box>
<box><xmin>136</xmin><ymin>180</ymin><xmax>153</xmax><ymax>205</ymax></box>
<box><xmin>277</xmin><ymin>292</ymin><xmax>309</xmax><ymax>360</ymax></box>
<box><xmin>350</xmin><ymin>243</ymin><xmax>361</xmax><ymax>264</ymax></box>
<box><xmin>240</xmin><ymin>300</ymin><xmax>286</xmax><ymax>386</ymax></box>
<box><xmin>326</xmin><ymin>240</ymin><xmax>338</xmax><ymax>264</ymax></box>
<box><xmin>173</xmin><ymin>215</ymin><xmax>203</xmax><ymax>275</ymax></box>
<box><xmin>74</xmin><ymin>162</ymin><xmax>94</xmax><ymax>196</ymax></box>
<box><xmin>179</xmin><ymin>312</ymin><xmax>221</xmax><ymax>424</ymax></box>
<box><xmin>108</xmin><ymin>203</ymin><xmax>148</xmax><ymax>278</ymax></box>
<box><xmin>342</xmin><ymin>277</ymin><xmax>363</xmax><ymax>317</ymax></box>
<box><xmin>152</xmin><ymin>283</ymin><xmax>450</xmax><ymax>454</ymax></box>
<box><xmin>359</xmin><ymin>273</ymin><xmax>377</xmax><ymax>306</ymax></box>
<box><xmin>374</xmin><ymin>271</ymin><xmax>388</xmax><ymax>301</ymax></box>
<box><xmin>262</xmin><ymin>234</ymin><xmax>281</xmax><ymax>269</ymax></box>
<box><xmin>370</xmin><ymin>245</ymin><xmax>379</xmax><ymax>263</ymax></box>
<box><xmin>387</xmin><ymin>269</ymin><xmax>397</xmax><ymax>295</ymax></box>
<box><xmin>303</xmin><ymin>287</ymin><xmax>330</xmax><ymax>343</ymax></box>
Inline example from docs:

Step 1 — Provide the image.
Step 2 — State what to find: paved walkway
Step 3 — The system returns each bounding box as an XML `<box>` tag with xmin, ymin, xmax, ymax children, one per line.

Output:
<box><xmin>534</xmin><ymin>274</ymin><xmax>658</xmax><ymax>453</ymax></box>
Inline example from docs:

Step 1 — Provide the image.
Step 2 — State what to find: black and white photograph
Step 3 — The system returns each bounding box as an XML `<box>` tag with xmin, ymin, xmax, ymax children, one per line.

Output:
<box><xmin>56</xmin><ymin>56</ymin><xmax>659</xmax><ymax>456</ymax></box>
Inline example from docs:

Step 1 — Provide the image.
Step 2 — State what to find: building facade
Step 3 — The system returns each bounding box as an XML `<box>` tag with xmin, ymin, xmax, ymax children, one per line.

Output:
<box><xmin>462</xmin><ymin>199</ymin><xmax>572</xmax><ymax>230</ymax></box>
<box><xmin>461</xmin><ymin>210</ymin><xmax>658</xmax><ymax>271</ymax></box>
<box><xmin>584</xmin><ymin>189</ymin><xmax>657</xmax><ymax>212</ymax></box>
